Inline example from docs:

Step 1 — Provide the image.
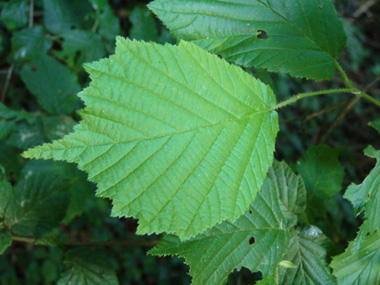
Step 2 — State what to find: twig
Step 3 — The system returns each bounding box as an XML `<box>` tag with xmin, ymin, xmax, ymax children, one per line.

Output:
<box><xmin>353</xmin><ymin>0</ymin><xmax>375</xmax><ymax>18</ymax></box>
<box><xmin>29</xmin><ymin>0</ymin><xmax>34</xmax><ymax>28</ymax></box>
<box><xmin>12</xmin><ymin>235</ymin><xmax>159</xmax><ymax>248</ymax></box>
<box><xmin>1</xmin><ymin>64</ymin><xmax>14</xmax><ymax>102</ymax></box>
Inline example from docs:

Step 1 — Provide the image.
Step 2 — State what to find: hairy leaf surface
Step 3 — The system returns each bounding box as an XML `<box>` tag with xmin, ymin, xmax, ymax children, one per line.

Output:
<box><xmin>150</xmin><ymin>161</ymin><xmax>304</xmax><ymax>284</ymax></box>
<box><xmin>331</xmin><ymin>231</ymin><xmax>380</xmax><ymax>284</ymax></box>
<box><xmin>149</xmin><ymin>0</ymin><xmax>346</xmax><ymax>80</ymax></box>
<box><xmin>23</xmin><ymin>38</ymin><xmax>279</xmax><ymax>240</ymax></box>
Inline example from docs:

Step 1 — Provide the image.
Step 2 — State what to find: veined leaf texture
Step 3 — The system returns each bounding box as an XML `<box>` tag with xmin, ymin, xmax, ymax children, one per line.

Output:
<box><xmin>24</xmin><ymin>38</ymin><xmax>279</xmax><ymax>239</ymax></box>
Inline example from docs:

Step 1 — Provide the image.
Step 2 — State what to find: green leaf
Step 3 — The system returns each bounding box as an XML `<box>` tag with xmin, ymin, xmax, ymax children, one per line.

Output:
<box><xmin>0</xmin><ymin>103</ymin><xmax>36</xmax><ymax>124</ymax></box>
<box><xmin>369</xmin><ymin>117</ymin><xmax>380</xmax><ymax>134</ymax></box>
<box><xmin>149</xmin><ymin>161</ymin><xmax>304</xmax><ymax>284</ymax></box>
<box><xmin>0</xmin><ymin>166</ymin><xmax>12</xmax><ymax>218</ymax></box>
<box><xmin>42</xmin><ymin>116</ymin><xmax>77</xmax><ymax>141</ymax></box>
<box><xmin>0</xmin><ymin>231</ymin><xmax>12</xmax><ymax>255</ymax></box>
<box><xmin>7</xmin><ymin>121</ymin><xmax>45</xmax><ymax>150</ymax></box>
<box><xmin>20</xmin><ymin>55</ymin><xmax>80</xmax><ymax>115</ymax></box>
<box><xmin>1</xmin><ymin>0</ymin><xmax>29</xmax><ymax>30</ymax></box>
<box><xmin>0</xmin><ymin>121</ymin><xmax>14</xmax><ymax>141</ymax></box>
<box><xmin>344</xmin><ymin>146</ymin><xmax>380</xmax><ymax>244</ymax></box>
<box><xmin>129</xmin><ymin>7</ymin><xmax>159</xmax><ymax>42</ymax></box>
<box><xmin>256</xmin><ymin>275</ymin><xmax>276</xmax><ymax>285</ymax></box>
<box><xmin>278</xmin><ymin>226</ymin><xmax>335</xmax><ymax>285</ymax></box>
<box><xmin>43</xmin><ymin>0</ymin><xmax>94</xmax><ymax>34</ymax></box>
<box><xmin>97</xmin><ymin>4</ymin><xmax>121</xmax><ymax>41</ymax></box>
<box><xmin>23</xmin><ymin>38</ymin><xmax>279</xmax><ymax>240</ymax></box>
<box><xmin>4</xmin><ymin>161</ymin><xmax>70</xmax><ymax>236</ymax></box>
<box><xmin>149</xmin><ymin>0</ymin><xmax>346</xmax><ymax>80</ymax></box>
<box><xmin>55</xmin><ymin>30</ymin><xmax>106</xmax><ymax>70</ymax></box>
<box><xmin>57</xmin><ymin>248</ymin><xmax>118</xmax><ymax>285</ymax></box>
<box><xmin>331</xmin><ymin>231</ymin><xmax>380</xmax><ymax>284</ymax></box>
<box><xmin>11</xmin><ymin>25</ymin><xmax>52</xmax><ymax>60</ymax></box>
<box><xmin>297</xmin><ymin>144</ymin><xmax>344</xmax><ymax>200</ymax></box>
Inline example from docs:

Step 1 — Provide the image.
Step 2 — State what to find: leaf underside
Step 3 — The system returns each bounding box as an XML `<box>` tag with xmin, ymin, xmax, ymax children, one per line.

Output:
<box><xmin>149</xmin><ymin>0</ymin><xmax>346</xmax><ymax>80</ymax></box>
<box><xmin>23</xmin><ymin>38</ymin><xmax>278</xmax><ymax>240</ymax></box>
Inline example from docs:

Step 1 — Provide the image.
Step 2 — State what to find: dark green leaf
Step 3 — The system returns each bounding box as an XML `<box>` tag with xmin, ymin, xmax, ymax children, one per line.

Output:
<box><xmin>55</xmin><ymin>30</ymin><xmax>106</xmax><ymax>69</ymax></box>
<box><xmin>58</xmin><ymin>248</ymin><xmax>118</xmax><ymax>285</ymax></box>
<box><xmin>11</xmin><ymin>25</ymin><xmax>52</xmax><ymax>60</ymax></box>
<box><xmin>97</xmin><ymin>5</ymin><xmax>120</xmax><ymax>41</ymax></box>
<box><xmin>1</xmin><ymin>0</ymin><xmax>29</xmax><ymax>30</ymax></box>
<box><xmin>42</xmin><ymin>116</ymin><xmax>76</xmax><ymax>141</ymax></box>
<box><xmin>149</xmin><ymin>0</ymin><xmax>347</xmax><ymax>80</ymax></box>
<box><xmin>129</xmin><ymin>7</ymin><xmax>158</xmax><ymax>42</ymax></box>
<box><xmin>43</xmin><ymin>0</ymin><xmax>94</xmax><ymax>34</ymax></box>
<box><xmin>369</xmin><ymin>117</ymin><xmax>380</xmax><ymax>134</ymax></box>
<box><xmin>297</xmin><ymin>144</ymin><xmax>344</xmax><ymax>200</ymax></box>
<box><xmin>0</xmin><ymin>121</ymin><xmax>14</xmax><ymax>141</ymax></box>
<box><xmin>4</xmin><ymin>161</ymin><xmax>70</xmax><ymax>236</ymax></box>
<box><xmin>7</xmin><ymin>121</ymin><xmax>45</xmax><ymax>150</ymax></box>
<box><xmin>0</xmin><ymin>103</ymin><xmax>36</xmax><ymax>124</ymax></box>
<box><xmin>20</xmin><ymin>55</ymin><xmax>80</xmax><ymax>115</ymax></box>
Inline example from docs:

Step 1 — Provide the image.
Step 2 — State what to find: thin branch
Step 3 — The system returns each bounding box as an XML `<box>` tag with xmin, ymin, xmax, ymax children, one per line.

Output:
<box><xmin>12</xmin><ymin>235</ymin><xmax>159</xmax><ymax>248</ymax></box>
<box><xmin>29</xmin><ymin>0</ymin><xmax>34</xmax><ymax>28</ymax></box>
<box><xmin>1</xmin><ymin>64</ymin><xmax>14</xmax><ymax>102</ymax></box>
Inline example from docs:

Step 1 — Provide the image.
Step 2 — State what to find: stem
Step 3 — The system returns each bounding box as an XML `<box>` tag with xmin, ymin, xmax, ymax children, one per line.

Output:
<box><xmin>335</xmin><ymin>61</ymin><xmax>353</xmax><ymax>88</ymax></box>
<box><xmin>358</xmin><ymin>90</ymin><xmax>380</xmax><ymax>108</ymax></box>
<box><xmin>272</xmin><ymin>88</ymin><xmax>355</xmax><ymax>110</ymax></box>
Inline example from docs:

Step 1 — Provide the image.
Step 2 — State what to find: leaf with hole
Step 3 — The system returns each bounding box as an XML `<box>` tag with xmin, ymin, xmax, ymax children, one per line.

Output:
<box><xmin>23</xmin><ymin>38</ymin><xmax>279</xmax><ymax>240</ymax></box>
<box><xmin>149</xmin><ymin>0</ymin><xmax>346</xmax><ymax>80</ymax></box>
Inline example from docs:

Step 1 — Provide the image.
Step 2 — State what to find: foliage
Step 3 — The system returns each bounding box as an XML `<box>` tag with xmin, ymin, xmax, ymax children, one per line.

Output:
<box><xmin>1</xmin><ymin>0</ymin><xmax>380</xmax><ymax>284</ymax></box>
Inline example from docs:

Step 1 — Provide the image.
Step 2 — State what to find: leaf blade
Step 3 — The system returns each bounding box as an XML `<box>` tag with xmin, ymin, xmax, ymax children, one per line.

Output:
<box><xmin>23</xmin><ymin>38</ymin><xmax>279</xmax><ymax>240</ymax></box>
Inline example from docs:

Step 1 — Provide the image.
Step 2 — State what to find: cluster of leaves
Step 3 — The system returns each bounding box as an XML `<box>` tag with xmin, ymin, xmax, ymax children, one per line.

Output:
<box><xmin>1</xmin><ymin>0</ymin><xmax>380</xmax><ymax>284</ymax></box>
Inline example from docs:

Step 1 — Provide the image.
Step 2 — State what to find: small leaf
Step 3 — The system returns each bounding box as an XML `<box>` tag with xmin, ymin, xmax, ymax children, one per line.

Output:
<box><xmin>0</xmin><ymin>166</ymin><xmax>12</xmax><ymax>218</ymax></box>
<box><xmin>129</xmin><ymin>6</ymin><xmax>159</xmax><ymax>42</ymax></box>
<box><xmin>369</xmin><ymin>117</ymin><xmax>380</xmax><ymax>134</ymax></box>
<box><xmin>43</xmin><ymin>0</ymin><xmax>93</xmax><ymax>34</ymax></box>
<box><xmin>331</xmin><ymin>231</ymin><xmax>380</xmax><ymax>284</ymax></box>
<box><xmin>149</xmin><ymin>0</ymin><xmax>346</xmax><ymax>80</ymax></box>
<box><xmin>150</xmin><ymin>161</ymin><xmax>305</xmax><ymax>284</ymax></box>
<box><xmin>278</xmin><ymin>226</ymin><xmax>335</xmax><ymax>285</ymax></box>
<box><xmin>1</xmin><ymin>0</ymin><xmax>29</xmax><ymax>30</ymax></box>
<box><xmin>297</xmin><ymin>144</ymin><xmax>344</xmax><ymax>200</ymax></box>
<box><xmin>23</xmin><ymin>38</ymin><xmax>279</xmax><ymax>240</ymax></box>
<box><xmin>20</xmin><ymin>55</ymin><xmax>80</xmax><ymax>115</ymax></box>
<box><xmin>97</xmin><ymin>4</ymin><xmax>121</xmax><ymax>41</ymax></box>
<box><xmin>58</xmin><ymin>247</ymin><xmax>118</xmax><ymax>285</ymax></box>
<box><xmin>11</xmin><ymin>25</ymin><xmax>52</xmax><ymax>60</ymax></box>
<box><xmin>0</xmin><ymin>231</ymin><xmax>12</xmax><ymax>255</ymax></box>
<box><xmin>4</xmin><ymin>161</ymin><xmax>70</xmax><ymax>236</ymax></box>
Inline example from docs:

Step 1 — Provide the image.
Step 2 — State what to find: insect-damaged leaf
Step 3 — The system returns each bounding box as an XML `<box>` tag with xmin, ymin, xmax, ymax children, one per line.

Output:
<box><xmin>23</xmin><ymin>38</ymin><xmax>278</xmax><ymax>240</ymax></box>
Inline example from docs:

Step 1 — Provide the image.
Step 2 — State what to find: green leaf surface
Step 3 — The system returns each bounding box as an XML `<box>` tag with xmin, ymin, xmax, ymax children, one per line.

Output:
<box><xmin>278</xmin><ymin>226</ymin><xmax>335</xmax><ymax>285</ymax></box>
<box><xmin>7</xmin><ymin>122</ymin><xmax>45</xmax><ymax>150</ymax></box>
<box><xmin>58</xmin><ymin>248</ymin><xmax>118</xmax><ymax>285</ymax></box>
<box><xmin>148</xmin><ymin>0</ymin><xmax>346</xmax><ymax>80</ymax></box>
<box><xmin>55</xmin><ymin>29</ymin><xmax>106</xmax><ymax>70</ymax></box>
<box><xmin>23</xmin><ymin>38</ymin><xmax>279</xmax><ymax>240</ymax></box>
<box><xmin>43</xmin><ymin>0</ymin><xmax>94</xmax><ymax>34</ymax></box>
<box><xmin>369</xmin><ymin>117</ymin><xmax>380</xmax><ymax>134</ymax></box>
<box><xmin>0</xmin><ymin>103</ymin><xmax>36</xmax><ymax>124</ymax></box>
<box><xmin>42</xmin><ymin>116</ymin><xmax>77</xmax><ymax>141</ymax></box>
<box><xmin>150</xmin><ymin>161</ymin><xmax>304</xmax><ymax>284</ymax></box>
<box><xmin>20</xmin><ymin>55</ymin><xmax>80</xmax><ymax>115</ymax></box>
<box><xmin>0</xmin><ymin>121</ymin><xmax>14</xmax><ymax>141</ymax></box>
<box><xmin>297</xmin><ymin>144</ymin><xmax>344</xmax><ymax>200</ymax></box>
<box><xmin>0</xmin><ymin>231</ymin><xmax>12</xmax><ymax>255</ymax></box>
<box><xmin>130</xmin><ymin>7</ymin><xmax>159</xmax><ymax>42</ymax></box>
<box><xmin>1</xmin><ymin>0</ymin><xmax>29</xmax><ymax>30</ymax></box>
<box><xmin>4</xmin><ymin>161</ymin><xmax>70</xmax><ymax>236</ymax></box>
<box><xmin>11</xmin><ymin>25</ymin><xmax>52</xmax><ymax>60</ymax></box>
<box><xmin>331</xmin><ymin>231</ymin><xmax>380</xmax><ymax>284</ymax></box>
<box><xmin>344</xmin><ymin>146</ymin><xmax>380</xmax><ymax>244</ymax></box>
<box><xmin>97</xmin><ymin>4</ymin><xmax>121</xmax><ymax>41</ymax></box>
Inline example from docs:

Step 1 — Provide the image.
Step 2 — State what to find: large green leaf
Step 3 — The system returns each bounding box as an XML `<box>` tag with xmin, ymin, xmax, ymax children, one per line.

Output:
<box><xmin>344</xmin><ymin>145</ymin><xmax>380</xmax><ymax>245</ymax></box>
<box><xmin>278</xmin><ymin>226</ymin><xmax>335</xmax><ymax>285</ymax></box>
<box><xmin>149</xmin><ymin>0</ymin><xmax>346</xmax><ymax>80</ymax></box>
<box><xmin>58</xmin><ymin>248</ymin><xmax>118</xmax><ymax>285</ymax></box>
<box><xmin>23</xmin><ymin>38</ymin><xmax>279</xmax><ymax>240</ymax></box>
<box><xmin>150</xmin><ymin>161</ymin><xmax>304</xmax><ymax>284</ymax></box>
<box><xmin>1</xmin><ymin>0</ymin><xmax>29</xmax><ymax>30</ymax></box>
<box><xmin>331</xmin><ymin>231</ymin><xmax>380</xmax><ymax>284</ymax></box>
